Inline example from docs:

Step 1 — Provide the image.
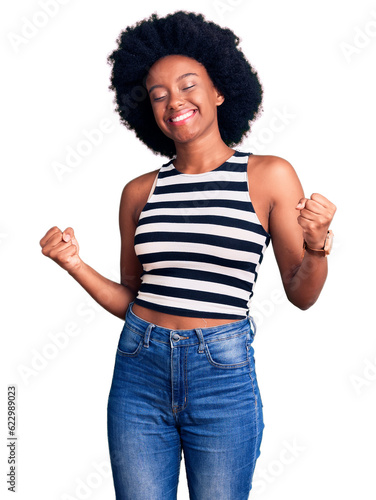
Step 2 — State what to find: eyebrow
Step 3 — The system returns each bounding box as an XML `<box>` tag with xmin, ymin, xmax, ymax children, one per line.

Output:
<box><xmin>148</xmin><ymin>72</ymin><xmax>199</xmax><ymax>94</ymax></box>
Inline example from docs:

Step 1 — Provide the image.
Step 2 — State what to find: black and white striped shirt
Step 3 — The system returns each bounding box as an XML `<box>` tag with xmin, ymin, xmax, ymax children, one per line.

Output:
<box><xmin>134</xmin><ymin>150</ymin><xmax>271</xmax><ymax>319</ymax></box>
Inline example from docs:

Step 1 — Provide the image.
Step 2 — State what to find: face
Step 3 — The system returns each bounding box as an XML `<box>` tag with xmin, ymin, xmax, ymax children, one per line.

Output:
<box><xmin>145</xmin><ymin>55</ymin><xmax>224</xmax><ymax>146</ymax></box>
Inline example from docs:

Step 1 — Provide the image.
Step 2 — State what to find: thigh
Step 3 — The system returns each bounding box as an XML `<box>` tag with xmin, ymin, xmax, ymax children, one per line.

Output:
<box><xmin>107</xmin><ymin>323</ymin><xmax>181</xmax><ymax>500</ymax></box>
<box><xmin>181</xmin><ymin>329</ymin><xmax>264</xmax><ymax>500</ymax></box>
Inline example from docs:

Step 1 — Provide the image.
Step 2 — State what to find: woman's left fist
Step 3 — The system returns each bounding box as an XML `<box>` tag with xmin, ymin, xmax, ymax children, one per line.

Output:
<box><xmin>295</xmin><ymin>193</ymin><xmax>336</xmax><ymax>248</ymax></box>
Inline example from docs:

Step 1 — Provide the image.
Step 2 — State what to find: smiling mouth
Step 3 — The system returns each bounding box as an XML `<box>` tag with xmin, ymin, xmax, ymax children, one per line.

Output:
<box><xmin>168</xmin><ymin>109</ymin><xmax>197</xmax><ymax>124</ymax></box>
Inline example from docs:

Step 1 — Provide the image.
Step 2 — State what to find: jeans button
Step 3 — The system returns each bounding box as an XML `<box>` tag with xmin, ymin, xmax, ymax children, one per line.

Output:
<box><xmin>172</xmin><ymin>333</ymin><xmax>180</xmax><ymax>341</ymax></box>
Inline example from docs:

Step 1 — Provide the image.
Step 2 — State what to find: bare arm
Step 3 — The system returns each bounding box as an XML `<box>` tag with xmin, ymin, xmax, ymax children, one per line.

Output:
<box><xmin>66</xmin><ymin>261</ymin><xmax>135</xmax><ymax>320</ymax></box>
<box><xmin>40</xmin><ymin>170</ymin><xmax>158</xmax><ymax>319</ymax></box>
<box><xmin>267</xmin><ymin>158</ymin><xmax>336</xmax><ymax>310</ymax></box>
<box><xmin>40</xmin><ymin>222</ymin><xmax>136</xmax><ymax>320</ymax></box>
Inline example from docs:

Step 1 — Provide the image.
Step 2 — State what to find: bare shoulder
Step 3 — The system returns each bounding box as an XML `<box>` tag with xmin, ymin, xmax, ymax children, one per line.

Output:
<box><xmin>120</xmin><ymin>169</ymin><xmax>160</xmax><ymax>224</ymax></box>
<box><xmin>248</xmin><ymin>154</ymin><xmax>302</xmax><ymax>206</ymax></box>
<box><xmin>121</xmin><ymin>169</ymin><xmax>160</xmax><ymax>200</ymax></box>
<box><xmin>248</xmin><ymin>154</ymin><xmax>298</xmax><ymax>177</ymax></box>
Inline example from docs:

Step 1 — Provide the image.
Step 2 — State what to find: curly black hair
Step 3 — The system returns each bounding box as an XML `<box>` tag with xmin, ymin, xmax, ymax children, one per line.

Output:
<box><xmin>107</xmin><ymin>10</ymin><xmax>263</xmax><ymax>158</ymax></box>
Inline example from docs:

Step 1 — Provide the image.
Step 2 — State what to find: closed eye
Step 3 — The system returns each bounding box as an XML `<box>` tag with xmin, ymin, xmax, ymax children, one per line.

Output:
<box><xmin>152</xmin><ymin>85</ymin><xmax>195</xmax><ymax>102</ymax></box>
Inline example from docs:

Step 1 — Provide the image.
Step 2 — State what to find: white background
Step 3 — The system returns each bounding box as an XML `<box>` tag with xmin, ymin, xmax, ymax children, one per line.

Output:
<box><xmin>1</xmin><ymin>0</ymin><xmax>375</xmax><ymax>498</ymax></box>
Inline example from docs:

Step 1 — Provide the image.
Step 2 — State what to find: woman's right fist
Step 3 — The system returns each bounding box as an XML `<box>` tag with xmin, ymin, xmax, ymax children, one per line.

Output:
<box><xmin>39</xmin><ymin>226</ymin><xmax>82</xmax><ymax>273</ymax></box>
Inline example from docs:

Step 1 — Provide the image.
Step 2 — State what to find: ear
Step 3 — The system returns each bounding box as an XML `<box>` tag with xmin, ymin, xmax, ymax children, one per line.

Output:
<box><xmin>215</xmin><ymin>89</ymin><xmax>225</xmax><ymax>106</ymax></box>
<box><xmin>212</xmin><ymin>86</ymin><xmax>225</xmax><ymax>106</ymax></box>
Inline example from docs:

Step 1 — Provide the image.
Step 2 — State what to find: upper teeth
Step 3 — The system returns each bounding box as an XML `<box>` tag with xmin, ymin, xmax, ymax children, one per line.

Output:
<box><xmin>170</xmin><ymin>110</ymin><xmax>195</xmax><ymax>122</ymax></box>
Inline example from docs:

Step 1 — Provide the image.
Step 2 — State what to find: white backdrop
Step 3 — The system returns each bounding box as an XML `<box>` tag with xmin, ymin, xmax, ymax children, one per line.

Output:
<box><xmin>2</xmin><ymin>0</ymin><xmax>375</xmax><ymax>498</ymax></box>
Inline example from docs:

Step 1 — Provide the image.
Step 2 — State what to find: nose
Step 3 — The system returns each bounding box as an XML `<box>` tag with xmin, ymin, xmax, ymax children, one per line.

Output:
<box><xmin>167</xmin><ymin>90</ymin><xmax>184</xmax><ymax>110</ymax></box>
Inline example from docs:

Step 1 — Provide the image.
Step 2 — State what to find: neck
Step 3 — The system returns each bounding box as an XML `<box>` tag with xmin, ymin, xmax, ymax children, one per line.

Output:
<box><xmin>173</xmin><ymin>136</ymin><xmax>235</xmax><ymax>175</ymax></box>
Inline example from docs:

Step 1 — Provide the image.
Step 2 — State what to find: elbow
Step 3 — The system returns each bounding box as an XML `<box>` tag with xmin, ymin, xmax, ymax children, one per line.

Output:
<box><xmin>294</xmin><ymin>301</ymin><xmax>314</xmax><ymax>311</ymax></box>
<box><xmin>286</xmin><ymin>291</ymin><xmax>319</xmax><ymax>311</ymax></box>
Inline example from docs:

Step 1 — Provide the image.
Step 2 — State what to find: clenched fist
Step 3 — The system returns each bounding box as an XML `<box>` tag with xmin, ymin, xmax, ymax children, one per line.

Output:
<box><xmin>296</xmin><ymin>193</ymin><xmax>336</xmax><ymax>249</ymax></box>
<box><xmin>39</xmin><ymin>226</ymin><xmax>82</xmax><ymax>273</ymax></box>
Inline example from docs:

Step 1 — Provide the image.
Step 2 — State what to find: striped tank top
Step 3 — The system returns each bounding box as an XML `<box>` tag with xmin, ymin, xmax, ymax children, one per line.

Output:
<box><xmin>133</xmin><ymin>150</ymin><xmax>271</xmax><ymax>320</ymax></box>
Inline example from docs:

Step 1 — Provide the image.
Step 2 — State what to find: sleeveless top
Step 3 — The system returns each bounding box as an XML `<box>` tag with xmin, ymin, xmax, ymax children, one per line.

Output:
<box><xmin>133</xmin><ymin>150</ymin><xmax>271</xmax><ymax>320</ymax></box>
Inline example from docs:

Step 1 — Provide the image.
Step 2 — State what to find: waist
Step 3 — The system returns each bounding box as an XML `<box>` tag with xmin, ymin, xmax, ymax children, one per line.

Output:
<box><xmin>132</xmin><ymin>303</ymin><xmax>244</xmax><ymax>330</ymax></box>
<box><xmin>127</xmin><ymin>302</ymin><xmax>255</xmax><ymax>342</ymax></box>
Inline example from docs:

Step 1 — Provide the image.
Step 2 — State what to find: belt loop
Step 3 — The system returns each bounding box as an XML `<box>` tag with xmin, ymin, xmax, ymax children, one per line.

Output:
<box><xmin>247</xmin><ymin>310</ymin><xmax>257</xmax><ymax>336</ymax></box>
<box><xmin>126</xmin><ymin>301</ymin><xmax>135</xmax><ymax>321</ymax></box>
<box><xmin>194</xmin><ymin>329</ymin><xmax>205</xmax><ymax>353</ymax></box>
<box><xmin>143</xmin><ymin>323</ymin><xmax>155</xmax><ymax>348</ymax></box>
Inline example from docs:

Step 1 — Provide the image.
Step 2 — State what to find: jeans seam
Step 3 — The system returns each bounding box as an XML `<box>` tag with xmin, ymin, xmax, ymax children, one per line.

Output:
<box><xmin>172</xmin><ymin>347</ymin><xmax>189</xmax><ymax>414</ymax></box>
<box><xmin>123</xmin><ymin>322</ymin><xmax>145</xmax><ymax>337</ymax></box>
<box><xmin>116</xmin><ymin>344</ymin><xmax>143</xmax><ymax>357</ymax></box>
<box><xmin>204</xmin><ymin>344</ymin><xmax>249</xmax><ymax>369</ymax></box>
<box><xmin>182</xmin><ymin>346</ymin><xmax>189</xmax><ymax>411</ymax></box>
<box><xmin>252</xmin><ymin>405</ymin><xmax>259</xmax><ymax>481</ymax></box>
<box><xmin>206</xmin><ymin>331</ymin><xmax>249</xmax><ymax>344</ymax></box>
<box><xmin>246</xmin><ymin>339</ymin><xmax>258</xmax><ymax>408</ymax></box>
<box><xmin>248</xmin><ymin>360</ymin><xmax>258</xmax><ymax>407</ymax></box>
<box><xmin>117</xmin><ymin>327</ymin><xmax>144</xmax><ymax>357</ymax></box>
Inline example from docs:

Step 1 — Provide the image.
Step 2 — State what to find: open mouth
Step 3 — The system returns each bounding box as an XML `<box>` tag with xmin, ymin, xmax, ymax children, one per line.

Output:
<box><xmin>168</xmin><ymin>109</ymin><xmax>197</xmax><ymax>125</ymax></box>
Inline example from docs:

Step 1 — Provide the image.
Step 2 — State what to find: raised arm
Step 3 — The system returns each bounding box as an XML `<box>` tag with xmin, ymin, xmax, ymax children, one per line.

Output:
<box><xmin>39</xmin><ymin>171</ymin><xmax>156</xmax><ymax>320</ymax></box>
<box><xmin>39</xmin><ymin>220</ymin><xmax>135</xmax><ymax>320</ymax></box>
<box><xmin>267</xmin><ymin>157</ymin><xmax>336</xmax><ymax>310</ymax></box>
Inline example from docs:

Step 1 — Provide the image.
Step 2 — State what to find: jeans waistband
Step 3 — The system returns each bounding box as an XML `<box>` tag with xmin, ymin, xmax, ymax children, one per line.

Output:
<box><xmin>125</xmin><ymin>302</ymin><xmax>256</xmax><ymax>347</ymax></box>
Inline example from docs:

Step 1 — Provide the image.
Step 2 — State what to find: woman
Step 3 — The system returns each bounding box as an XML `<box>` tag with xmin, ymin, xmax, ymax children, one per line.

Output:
<box><xmin>39</xmin><ymin>11</ymin><xmax>336</xmax><ymax>500</ymax></box>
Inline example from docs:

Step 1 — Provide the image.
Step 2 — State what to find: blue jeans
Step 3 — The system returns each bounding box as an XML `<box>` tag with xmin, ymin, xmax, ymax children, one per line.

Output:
<box><xmin>107</xmin><ymin>303</ymin><xmax>264</xmax><ymax>499</ymax></box>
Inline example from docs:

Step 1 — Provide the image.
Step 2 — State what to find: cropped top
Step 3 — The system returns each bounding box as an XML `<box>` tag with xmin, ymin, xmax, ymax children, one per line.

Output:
<box><xmin>133</xmin><ymin>150</ymin><xmax>271</xmax><ymax>319</ymax></box>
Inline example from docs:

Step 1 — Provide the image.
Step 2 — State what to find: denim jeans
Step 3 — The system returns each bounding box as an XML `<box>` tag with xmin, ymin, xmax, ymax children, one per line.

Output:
<box><xmin>107</xmin><ymin>303</ymin><xmax>264</xmax><ymax>499</ymax></box>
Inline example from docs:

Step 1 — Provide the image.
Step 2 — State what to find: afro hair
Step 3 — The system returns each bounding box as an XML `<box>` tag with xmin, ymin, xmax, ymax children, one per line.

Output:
<box><xmin>107</xmin><ymin>10</ymin><xmax>263</xmax><ymax>158</ymax></box>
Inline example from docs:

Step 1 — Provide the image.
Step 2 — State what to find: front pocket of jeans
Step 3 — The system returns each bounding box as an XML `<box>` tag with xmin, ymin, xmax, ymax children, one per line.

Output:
<box><xmin>205</xmin><ymin>334</ymin><xmax>249</xmax><ymax>369</ymax></box>
<box><xmin>117</xmin><ymin>324</ymin><xmax>144</xmax><ymax>357</ymax></box>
